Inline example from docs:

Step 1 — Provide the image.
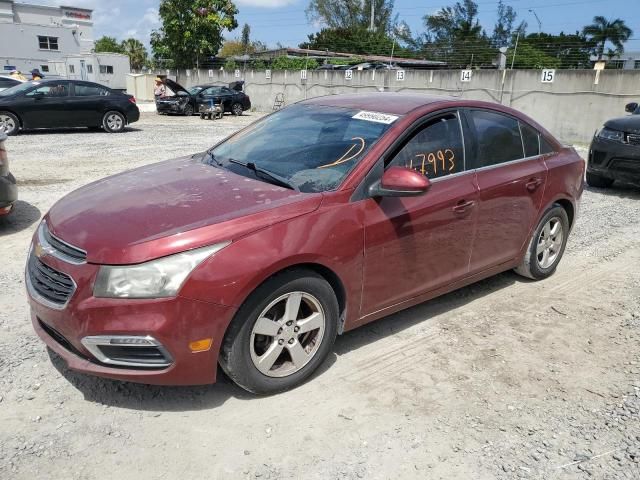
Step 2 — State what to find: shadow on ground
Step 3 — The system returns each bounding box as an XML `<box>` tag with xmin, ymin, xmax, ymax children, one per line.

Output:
<box><xmin>50</xmin><ymin>270</ymin><xmax>526</xmax><ymax>411</ymax></box>
<box><xmin>0</xmin><ymin>200</ymin><xmax>41</xmax><ymax>236</ymax></box>
<box><xmin>585</xmin><ymin>182</ymin><xmax>640</xmax><ymax>199</ymax></box>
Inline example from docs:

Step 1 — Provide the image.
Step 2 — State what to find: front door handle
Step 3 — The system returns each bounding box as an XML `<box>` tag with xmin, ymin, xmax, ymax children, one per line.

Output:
<box><xmin>453</xmin><ymin>200</ymin><xmax>475</xmax><ymax>214</ymax></box>
<box><xmin>526</xmin><ymin>177</ymin><xmax>543</xmax><ymax>192</ymax></box>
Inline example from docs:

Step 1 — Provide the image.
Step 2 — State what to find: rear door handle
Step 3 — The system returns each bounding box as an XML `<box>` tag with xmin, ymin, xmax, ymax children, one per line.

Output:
<box><xmin>526</xmin><ymin>177</ymin><xmax>543</xmax><ymax>192</ymax></box>
<box><xmin>453</xmin><ymin>200</ymin><xmax>475</xmax><ymax>214</ymax></box>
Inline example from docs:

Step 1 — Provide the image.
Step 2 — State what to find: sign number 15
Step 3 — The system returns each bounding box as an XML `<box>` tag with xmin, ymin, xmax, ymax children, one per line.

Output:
<box><xmin>541</xmin><ymin>69</ymin><xmax>555</xmax><ymax>83</ymax></box>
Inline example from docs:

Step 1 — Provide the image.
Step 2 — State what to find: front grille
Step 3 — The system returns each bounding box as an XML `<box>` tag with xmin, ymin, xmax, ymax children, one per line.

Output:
<box><xmin>42</xmin><ymin>223</ymin><xmax>86</xmax><ymax>262</ymax></box>
<box><xmin>28</xmin><ymin>254</ymin><xmax>75</xmax><ymax>306</ymax></box>
<box><xmin>609</xmin><ymin>158</ymin><xmax>640</xmax><ymax>175</ymax></box>
<box><xmin>627</xmin><ymin>134</ymin><xmax>640</xmax><ymax>146</ymax></box>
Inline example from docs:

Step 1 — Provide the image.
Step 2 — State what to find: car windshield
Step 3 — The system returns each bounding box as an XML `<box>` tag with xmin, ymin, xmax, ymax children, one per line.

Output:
<box><xmin>208</xmin><ymin>104</ymin><xmax>397</xmax><ymax>193</ymax></box>
<box><xmin>188</xmin><ymin>86</ymin><xmax>204</xmax><ymax>95</ymax></box>
<box><xmin>0</xmin><ymin>81</ymin><xmax>38</xmax><ymax>97</ymax></box>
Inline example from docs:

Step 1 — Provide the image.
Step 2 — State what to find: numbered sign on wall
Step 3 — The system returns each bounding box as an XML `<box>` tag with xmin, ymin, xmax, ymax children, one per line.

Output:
<box><xmin>208</xmin><ymin>69</ymin><xmax>214</xmax><ymax>78</ymax></box>
<box><xmin>460</xmin><ymin>70</ymin><xmax>472</xmax><ymax>82</ymax></box>
<box><xmin>396</xmin><ymin>70</ymin><xmax>405</xmax><ymax>81</ymax></box>
<box><xmin>541</xmin><ymin>69</ymin><xmax>555</xmax><ymax>83</ymax></box>
<box><xmin>265</xmin><ymin>69</ymin><xmax>271</xmax><ymax>79</ymax></box>
<box><xmin>234</xmin><ymin>69</ymin><xmax>240</xmax><ymax>78</ymax></box>
<box><xmin>345</xmin><ymin>70</ymin><xmax>353</xmax><ymax>80</ymax></box>
<box><xmin>300</xmin><ymin>69</ymin><xmax>307</xmax><ymax>80</ymax></box>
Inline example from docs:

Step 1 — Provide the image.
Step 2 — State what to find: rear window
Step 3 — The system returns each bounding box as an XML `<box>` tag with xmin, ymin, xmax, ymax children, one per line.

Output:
<box><xmin>520</xmin><ymin>122</ymin><xmax>540</xmax><ymax>157</ymax></box>
<box><xmin>74</xmin><ymin>84</ymin><xmax>110</xmax><ymax>97</ymax></box>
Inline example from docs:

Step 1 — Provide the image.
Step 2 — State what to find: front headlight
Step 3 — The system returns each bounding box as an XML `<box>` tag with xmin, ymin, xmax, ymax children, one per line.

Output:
<box><xmin>93</xmin><ymin>242</ymin><xmax>230</xmax><ymax>299</ymax></box>
<box><xmin>597</xmin><ymin>127</ymin><xmax>624</xmax><ymax>142</ymax></box>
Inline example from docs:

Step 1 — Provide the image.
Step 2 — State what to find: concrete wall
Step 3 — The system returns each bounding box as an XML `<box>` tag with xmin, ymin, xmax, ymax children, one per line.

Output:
<box><xmin>169</xmin><ymin>68</ymin><xmax>640</xmax><ymax>144</ymax></box>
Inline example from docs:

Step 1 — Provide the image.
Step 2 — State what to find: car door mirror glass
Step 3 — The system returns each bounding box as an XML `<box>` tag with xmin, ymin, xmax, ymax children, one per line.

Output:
<box><xmin>625</xmin><ymin>102</ymin><xmax>638</xmax><ymax>113</ymax></box>
<box><xmin>370</xmin><ymin>166</ymin><xmax>431</xmax><ymax>198</ymax></box>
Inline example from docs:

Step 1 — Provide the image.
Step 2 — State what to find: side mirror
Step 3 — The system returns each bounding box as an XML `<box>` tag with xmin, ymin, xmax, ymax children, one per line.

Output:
<box><xmin>625</xmin><ymin>102</ymin><xmax>638</xmax><ymax>114</ymax></box>
<box><xmin>369</xmin><ymin>166</ymin><xmax>431</xmax><ymax>198</ymax></box>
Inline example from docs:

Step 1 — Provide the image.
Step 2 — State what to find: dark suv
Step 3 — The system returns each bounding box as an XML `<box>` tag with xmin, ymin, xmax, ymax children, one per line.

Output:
<box><xmin>587</xmin><ymin>102</ymin><xmax>640</xmax><ymax>188</ymax></box>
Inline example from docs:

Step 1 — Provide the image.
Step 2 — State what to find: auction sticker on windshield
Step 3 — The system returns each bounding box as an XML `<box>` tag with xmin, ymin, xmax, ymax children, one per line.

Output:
<box><xmin>352</xmin><ymin>111</ymin><xmax>399</xmax><ymax>124</ymax></box>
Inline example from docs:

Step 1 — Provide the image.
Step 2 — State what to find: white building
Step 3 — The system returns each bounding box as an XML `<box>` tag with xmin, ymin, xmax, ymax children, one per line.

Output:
<box><xmin>0</xmin><ymin>1</ymin><xmax>130</xmax><ymax>89</ymax></box>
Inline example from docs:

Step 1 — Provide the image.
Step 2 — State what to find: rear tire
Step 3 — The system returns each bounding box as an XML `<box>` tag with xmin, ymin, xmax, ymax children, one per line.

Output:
<box><xmin>515</xmin><ymin>205</ymin><xmax>569</xmax><ymax>280</ymax></box>
<box><xmin>102</xmin><ymin>111</ymin><xmax>126</xmax><ymax>133</ymax></box>
<box><xmin>586</xmin><ymin>171</ymin><xmax>614</xmax><ymax>188</ymax></box>
<box><xmin>0</xmin><ymin>111</ymin><xmax>20</xmax><ymax>136</ymax></box>
<box><xmin>231</xmin><ymin>102</ymin><xmax>243</xmax><ymax>116</ymax></box>
<box><xmin>220</xmin><ymin>270</ymin><xmax>338</xmax><ymax>395</ymax></box>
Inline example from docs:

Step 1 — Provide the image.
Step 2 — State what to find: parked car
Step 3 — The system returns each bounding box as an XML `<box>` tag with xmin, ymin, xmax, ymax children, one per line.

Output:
<box><xmin>587</xmin><ymin>107</ymin><xmax>640</xmax><ymax>188</ymax></box>
<box><xmin>0</xmin><ymin>80</ymin><xmax>139</xmax><ymax>135</ymax></box>
<box><xmin>0</xmin><ymin>132</ymin><xmax>17</xmax><ymax>216</ymax></box>
<box><xmin>0</xmin><ymin>75</ymin><xmax>24</xmax><ymax>92</ymax></box>
<box><xmin>27</xmin><ymin>93</ymin><xmax>584</xmax><ymax>394</ymax></box>
<box><xmin>156</xmin><ymin>79</ymin><xmax>251</xmax><ymax>117</ymax></box>
<box><xmin>625</xmin><ymin>102</ymin><xmax>640</xmax><ymax>115</ymax></box>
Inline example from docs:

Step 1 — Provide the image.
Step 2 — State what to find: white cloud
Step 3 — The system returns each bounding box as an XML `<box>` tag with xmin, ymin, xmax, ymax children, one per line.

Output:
<box><xmin>235</xmin><ymin>0</ymin><xmax>298</xmax><ymax>7</ymax></box>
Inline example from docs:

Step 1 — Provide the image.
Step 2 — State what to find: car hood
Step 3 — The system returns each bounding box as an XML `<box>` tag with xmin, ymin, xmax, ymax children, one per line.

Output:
<box><xmin>164</xmin><ymin>78</ymin><xmax>191</xmax><ymax>96</ymax></box>
<box><xmin>45</xmin><ymin>156</ymin><xmax>322</xmax><ymax>265</ymax></box>
<box><xmin>604</xmin><ymin>115</ymin><xmax>640</xmax><ymax>134</ymax></box>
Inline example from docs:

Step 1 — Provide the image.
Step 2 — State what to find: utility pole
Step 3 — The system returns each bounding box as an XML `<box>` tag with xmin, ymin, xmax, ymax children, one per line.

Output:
<box><xmin>369</xmin><ymin>1</ymin><xmax>375</xmax><ymax>32</ymax></box>
<box><xmin>528</xmin><ymin>9</ymin><xmax>542</xmax><ymax>34</ymax></box>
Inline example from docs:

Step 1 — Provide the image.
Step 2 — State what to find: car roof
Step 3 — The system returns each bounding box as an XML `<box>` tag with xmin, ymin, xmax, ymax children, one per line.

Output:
<box><xmin>300</xmin><ymin>92</ymin><xmax>459</xmax><ymax>115</ymax></box>
<box><xmin>0</xmin><ymin>75</ymin><xmax>23</xmax><ymax>81</ymax></box>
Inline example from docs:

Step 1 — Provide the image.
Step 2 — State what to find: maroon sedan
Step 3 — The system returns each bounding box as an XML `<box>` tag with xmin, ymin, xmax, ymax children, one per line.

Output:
<box><xmin>27</xmin><ymin>94</ymin><xmax>584</xmax><ymax>394</ymax></box>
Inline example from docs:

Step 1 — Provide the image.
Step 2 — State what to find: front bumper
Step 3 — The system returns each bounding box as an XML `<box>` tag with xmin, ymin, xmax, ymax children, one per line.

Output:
<box><xmin>588</xmin><ymin>136</ymin><xmax>640</xmax><ymax>183</ymax></box>
<box><xmin>156</xmin><ymin>101</ymin><xmax>184</xmax><ymax>114</ymax></box>
<box><xmin>28</xmin><ymin>251</ymin><xmax>236</xmax><ymax>385</ymax></box>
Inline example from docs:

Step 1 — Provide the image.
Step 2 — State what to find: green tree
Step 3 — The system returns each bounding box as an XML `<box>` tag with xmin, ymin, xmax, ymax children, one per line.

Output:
<box><xmin>151</xmin><ymin>0</ymin><xmax>238</xmax><ymax>69</ymax></box>
<box><xmin>241</xmin><ymin>23</ymin><xmax>251</xmax><ymax>51</ymax></box>
<box><xmin>508</xmin><ymin>43</ymin><xmax>561</xmax><ymax>69</ymax></box>
<box><xmin>492</xmin><ymin>0</ymin><xmax>517</xmax><ymax>47</ymax></box>
<box><xmin>271</xmin><ymin>56</ymin><xmax>319</xmax><ymax>70</ymax></box>
<box><xmin>520</xmin><ymin>32</ymin><xmax>593</xmax><ymax>69</ymax></box>
<box><xmin>582</xmin><ymin>16</ymin><xmax>633</xmax><ymax>60</ymax></box>
<box><xmin>94</xmin><ymin>36</ymin><xmax>123</xmax><ymax>53</ymax></box>
<box><xmin>306</xmin><ymin>0</ymin><xmax>396</xmax><ymax>33</ymax></box>
<box><xmin>300</xmin><ymin>26</ymin><xmax>400</xmax><ymax>56</ymax></box>
<box><xmin>120</xmin><ymin>38</ymin><xmax>148</xmax><ymax>70</ymax></box>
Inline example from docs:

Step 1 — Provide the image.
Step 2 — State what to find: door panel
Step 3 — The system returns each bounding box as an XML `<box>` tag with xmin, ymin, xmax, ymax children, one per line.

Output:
<box><xmin>21</xmin><ymin>82</ymin><xmax>70</xmax><ymax>128</ymax></box>
<box><xmin>469</xmin><ymin>158</ymin><xmax>547</xmax><ymax>273</ymax></box>
<box><xmin>361</xmin><ymin>173</ymin><xmax>479</xmax><ymax>316</ymax></box>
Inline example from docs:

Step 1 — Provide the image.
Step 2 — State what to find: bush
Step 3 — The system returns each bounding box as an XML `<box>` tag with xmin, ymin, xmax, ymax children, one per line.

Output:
<box><xmin>271</xmin><ymin>56</ymin><xmax>319</xmax><ymax>71</ymax></box>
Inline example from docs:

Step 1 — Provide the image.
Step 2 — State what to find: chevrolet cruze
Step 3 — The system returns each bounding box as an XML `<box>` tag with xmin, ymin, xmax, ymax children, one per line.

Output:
<box><xmin>27</xmin><ymin>93</ymin><xmax>584</xmax><ymax>394</ymax></box>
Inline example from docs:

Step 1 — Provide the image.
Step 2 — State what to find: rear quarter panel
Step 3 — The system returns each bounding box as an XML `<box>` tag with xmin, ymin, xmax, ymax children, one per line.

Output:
<box><xmin>540</xmin><ymin>147</ymin><xmax>585</xmax><ymax>229</ymax></box>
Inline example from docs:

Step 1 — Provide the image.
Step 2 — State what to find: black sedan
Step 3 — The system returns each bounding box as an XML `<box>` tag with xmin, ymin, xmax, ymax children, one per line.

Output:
<box><xmin>0</xmin><ymin>80</ymin><xmax>140</xmax><ymax>135</ymax></box>
<box><xmin>587</xmin><ymin>106</ymin><xmax>640</xmax><ymax>188</ymax></box>
<box><xmin>156</xmin><ymin>79</ymin><xmax>251</xmax><ymax>117</ymax></box>
<box><xmin>0</xmin><ymin>132</ymin><xmax>17</xmax><ymax>216</ymax></box>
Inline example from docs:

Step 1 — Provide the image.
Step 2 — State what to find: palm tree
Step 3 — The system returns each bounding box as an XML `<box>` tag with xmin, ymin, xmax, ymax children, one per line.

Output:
<box><xmin>583</xmin><ymin>16</ymin><xmax>633</xmax><ymax>60</ymax></box>
<box><xmin>120</xmin><ymin>38</ymin><xmax>148</xmax><ymax>71</ymax></box>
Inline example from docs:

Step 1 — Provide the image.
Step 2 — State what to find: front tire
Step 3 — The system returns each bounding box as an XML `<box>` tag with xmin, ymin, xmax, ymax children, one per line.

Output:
<box><xmin>102</xmin><ymin>111</ymin><xmax>126</xmax><ymax>133</ymax></box>
<box><xmin>0</xmin><ymin>111</ymin><xmax>20</xmax><ymax>136</ymax></box>
<box><xmin>586</xmin><ymin>171</ymin><xmax>614</xmax><ymax>188</ymax></box>
<box><xmin>220</xmin><ymin>270</ymin><xmax>338</xmax><ymax>395</ymax></box>
<box><xmin>515</xmin><ymin>205</ymin><xmax>570</xmax><ymax>280</ymax></box>
<box><xmin>183</xmin><ymin>104</ymin><xmax>194</xmax><ymax>116</ymax></box>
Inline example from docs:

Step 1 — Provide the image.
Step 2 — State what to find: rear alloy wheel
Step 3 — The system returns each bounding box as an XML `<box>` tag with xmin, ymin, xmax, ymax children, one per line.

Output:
<box><xmin>102</xmin><ymin>111</ymin><xmax>126</xmax><ymax>133</ymax></box>
<box><xmin>0</xmin><ymin>112</ymin><xmax>20</xmax><ymax>136</ymax></box>
<box><xmin>232</xmin><ymin>102</ymin><xmax>243</xmax><ymax>116</ymax></box>
<box><xmin>586</xmin><ymin>171</ymin><xmax>614</xmax><ymax>188</ymax></box>
<box><xmin>183</xmin><ymin>104</ymin><xmax>194</xmax><ymax>116</ymax></box>
<box><xmin>515</xmin><ymin>205</ymin><xmax>569</xmax><ymax>280</ymax></box>
<box><xmin>220</xmin><ymin>270</ymin><xmax>338</xmax><ymax>394</ymax></box>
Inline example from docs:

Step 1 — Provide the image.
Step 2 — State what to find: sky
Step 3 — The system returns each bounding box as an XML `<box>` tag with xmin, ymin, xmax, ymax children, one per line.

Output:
<box><xmin>30</xmin><ymin>0</ymin><xmax>640</xmax><ymax>53</ymax></box>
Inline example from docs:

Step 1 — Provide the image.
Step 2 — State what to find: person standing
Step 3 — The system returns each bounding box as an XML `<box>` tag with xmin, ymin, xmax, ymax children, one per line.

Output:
<box><xmin>9</xmin><ymin>70</ymin><xmax>27</xmax><ymax>81</ymax></box>
<box><xmin>154</xmin><ymin>77</ymin><xmax>166</xmax><ymax>98</ymax></box>
<box><xmin>30</xmin><ymin>69</ymin><xmax>44</xmax><ymax>81</ymax></box>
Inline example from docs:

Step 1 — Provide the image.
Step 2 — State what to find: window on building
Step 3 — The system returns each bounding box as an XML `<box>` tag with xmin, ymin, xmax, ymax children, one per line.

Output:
<box><xmin>69</xmin><ymin>65</ymin><xmax>75</xmax><ymax>74</ymax></box>
<box><xmin>38</xmin><ymin>36</ymin><xmax>59</xmax><ymax>51</ymax></box>
<box><xmin>99</xmin><ymin>65</ymin><xmax>114</xmax><ymax>75</ymax></box>
<box><xmin>40</xmin><ymin>65</ymin><xmax>50</xmax><ymax>73</ymax></box>
<box><xmin>87</xmin><ymin>64</ymin><xmax>93</xmax><ymax>74</ymax></box>
<box><xmin>605</xmin><ymin>60</ymin><xmax>625</xmax><ymax>70</ymax></box>
<box><xmin>634</xmin><ymin>60</ymin><xmax>640</xmax><ymax>70</ymax></box>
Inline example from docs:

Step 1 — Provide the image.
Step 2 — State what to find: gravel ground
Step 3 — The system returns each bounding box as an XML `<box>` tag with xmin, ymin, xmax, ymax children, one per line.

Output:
<box><xmin>0</xmin><ymin>114</ymin><xmax>639</xmax><ymax>480</ymax></box>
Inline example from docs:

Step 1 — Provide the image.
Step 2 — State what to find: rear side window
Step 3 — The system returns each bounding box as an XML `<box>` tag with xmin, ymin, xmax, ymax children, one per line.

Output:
<box><xmin>540</xmin><ymin>136</ymin><xmax>556</xmax><ymax>154</ymax></box>
<box><xmin>469</xmin><ymin>110</ymin><xmax>524</xmax><ymax>168</ymax></box>
<box><xmin>389</xmin><ymin>113</ymin><xmax>465</xmax><ymax>179</ymax></box>
<box><xmin>520</xmin><ymin>122</ymin><xmax>540</xmax><ymax>157</ymax></box>
<box><xmin>74</xmin><ymin>84</ymin><xmax>110</xmax><ymax>97</ymax></box>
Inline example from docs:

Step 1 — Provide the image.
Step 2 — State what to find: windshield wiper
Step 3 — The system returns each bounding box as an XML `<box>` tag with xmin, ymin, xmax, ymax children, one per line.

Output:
<box><xmin>204</xmin><ymin>149</ymin><xmax>223</xmax><ymax>166</ymax></box>
<box><xmin>227</xmin><ymin>158</ymin><xmax>298</xmax><ymax>191</ymax></box>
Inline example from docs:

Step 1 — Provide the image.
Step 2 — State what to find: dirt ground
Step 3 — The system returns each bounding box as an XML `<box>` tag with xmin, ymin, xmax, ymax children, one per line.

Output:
<box><xmin>0</xmin><ymin>113</ymin><xmax>639</xmax><ymax>480</ymax></box>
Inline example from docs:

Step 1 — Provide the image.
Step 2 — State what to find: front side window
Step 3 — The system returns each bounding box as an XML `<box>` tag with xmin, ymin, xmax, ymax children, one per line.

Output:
<box><xmin>26</xmin><ymin>83</ymin><xmax>69</xmax><ymax>97</ymax></box>
<box><xmin>469</xmin><ymin>110</ymin><xmax>524</xmax><ymax>168</ymax></box>
<box><xmin>38</xmin><ymin>36</ymin><xmax>59</xmax><ymax>51</ymax></box>
<box><xmin>388</xmin><ymin>112</ymin><xmax>465</xmax><ymax>179</ymax></box>
<box><xmin>208</xmin><ymin>104</ymin><xmax>395</xmax><ymax>193</ymax></box>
